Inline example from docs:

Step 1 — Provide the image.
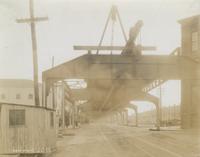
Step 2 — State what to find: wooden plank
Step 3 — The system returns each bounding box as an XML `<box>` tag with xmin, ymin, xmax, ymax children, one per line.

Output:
<box><xmin>16</xmin><ymin>17</ymin><xmax>48</xmax><ymax>23</ymax></box>
<box><xmin>74</xmin><ymin>45</ymin><xmax>124</xmax><ymax>51</ymax></box>
<box><xmin>73</xmin><ymin>45</ymin><xmax>156</xmax><ymax>51</ymax></box>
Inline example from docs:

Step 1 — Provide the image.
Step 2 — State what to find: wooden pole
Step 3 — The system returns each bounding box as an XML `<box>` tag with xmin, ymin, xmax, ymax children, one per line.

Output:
<box><xmin>30</xmin><ymin>0</ymin><xmax>40</xmax><ymax>106</ymax></box>
<box><xmin>52</xmin><ymin>56</ymin><xmax>55</xmax><ymax>67</ymax></box>
<box><xmin>16</xmin><ymin>0</ymin><xmax>48</xmax><ymax>106</ymax></box>
<box><xmin>52</xmin><ymin>56</ymin><xmax>55</xmax><ymax>109</ymax></box>
<box><xmin>62</xmin><ymin>81</ymin><xmax>65</xmax><ymax>129</ymax></box>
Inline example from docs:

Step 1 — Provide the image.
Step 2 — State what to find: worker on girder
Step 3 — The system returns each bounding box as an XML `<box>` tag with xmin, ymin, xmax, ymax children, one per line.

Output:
<box><xmin>122</xmin><ymin>20</ymin><xmax>143</xmax><ymax>56</ymax></box>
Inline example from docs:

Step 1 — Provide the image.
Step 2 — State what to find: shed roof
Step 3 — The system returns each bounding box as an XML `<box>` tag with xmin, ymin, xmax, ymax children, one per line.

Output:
<box><xmin>178</xmin><ymin>14</ymin><xmax>200</xmax><ymax>24</ymax></box>
<box><xmin>0</xmin><ymin>79</ymin><xmax>42</xmax><ymax>88</ymax></box>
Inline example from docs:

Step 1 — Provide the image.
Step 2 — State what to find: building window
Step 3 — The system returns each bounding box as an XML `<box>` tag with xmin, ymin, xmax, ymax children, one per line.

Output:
<box><xmin>1</xmin><ymin>94</ymin><xmax>5</xmax><ymax>100</ymax></box>
<box><xmin>28</xmin><ymin>94</ymin><xmax>33</xmax><ymax>100</ymax></box>
<box><xmin>16</xmin><ymin>94</ymin><xmax>21</xmax><ymax>99</ymax></box>
<box><xmin>9</xmin><ymin>109</ymin><xmax>25</xmax><ymax>126</ymax></box>
<box><xmin>50</xmin><ymin>112</ymin><xmax>54</xmax><ymax>128</ymax></box>
<box><xmin>192</xmin><ymin>31</ymin><xmax>198</xmax><ymax>52</ymax></box>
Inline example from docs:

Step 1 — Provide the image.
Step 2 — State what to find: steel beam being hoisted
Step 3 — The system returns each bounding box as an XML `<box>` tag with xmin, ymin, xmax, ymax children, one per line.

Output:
<box><xmin>73</xmin><ymin>45</ymin><xmax>156</xmax><ymax>52</ymax></box>
<box><xmin>74</xmin><ymin>5</ymin><xmax>156</xmax><ymax>55</ymax></box>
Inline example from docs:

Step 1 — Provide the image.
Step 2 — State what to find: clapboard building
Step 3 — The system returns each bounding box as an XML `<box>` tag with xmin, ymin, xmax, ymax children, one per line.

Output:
<box><xmin>0</xmin><ymin>79</ymin><xmax>42</xmax><ymax>106</ymax></box>
<box><xmin>0</xmin><ymin>79</ymin><xmax>56</xmax><ymax>156</ymax></box>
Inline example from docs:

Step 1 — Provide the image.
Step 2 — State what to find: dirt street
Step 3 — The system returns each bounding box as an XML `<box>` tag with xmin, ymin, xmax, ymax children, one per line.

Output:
<box><xmin>51</xmin><ymin>123</ymin><xmax>200</xmax><ymax>157</ymax></box>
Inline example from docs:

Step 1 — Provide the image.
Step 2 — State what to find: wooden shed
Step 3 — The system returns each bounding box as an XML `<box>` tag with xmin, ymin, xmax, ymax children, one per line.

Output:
<box><xmin>0</xmin><ymin>103</ymin><xmax>56</xmax><ymax>156</ymax></box>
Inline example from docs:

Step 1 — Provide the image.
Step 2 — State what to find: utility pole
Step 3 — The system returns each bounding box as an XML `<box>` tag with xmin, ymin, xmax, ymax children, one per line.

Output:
<box><xmin>52</xmin><ymin>56</ymin><xmax>55</xmax><ymax>109</ymax></box>
<box><xmin>159</xmin><ymin>84</ymin><xmax>163</xmax><ymax>125</ymax></box>
<box><xmin>52</xmin><ymin>56</ymin><xmax>55</xmax><ymax>68</ymax></box>
<box><xmin>174</xmin><ymin>104</ymin><xmax>176</xmax><ymax>120</ymax></box>
<box><xmin>62</xmin><ymin>81</ymin><xmax>65</xmax><ymax>129</ymax></box>
<box><xmin>16</xmin><ymin>0</ymin><xmax>48</xmax><ymax>106</ymax></box>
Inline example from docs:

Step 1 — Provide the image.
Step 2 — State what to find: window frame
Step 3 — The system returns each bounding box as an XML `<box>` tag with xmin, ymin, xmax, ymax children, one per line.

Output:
<box><xmin>28</xmin><ymin>93</ymin><xmax>33</xmax><ymax>100</ymax></box>
<box><xmin>0</xmin><ymin>93</ymin><xmax>6</xmax><ymax>100</ymax></box>
<box><xmin>191</xmin><ymin>31</ymin><xmax>199</xmax><ymax>52</ymax></box>
<box><xmin>16</xmin><ymin>93</ymin><xmax>21</xmax><ymax>100</ymax></box>
<box><xmin>9</xmin><ymin>109</ymin><xmax>26</xmax><ymax>127</ymax></box>
<box><xmin>50</xmin><ymin>112</ymin><xmax>54</xmax><ymax>128</ymax></box>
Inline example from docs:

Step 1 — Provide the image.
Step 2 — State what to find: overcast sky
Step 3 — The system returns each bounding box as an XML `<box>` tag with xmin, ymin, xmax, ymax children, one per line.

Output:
<box><xmin>0</xmin><ymin>0</ymin><xmax>199</xmax><ymax>80</ymax></box>
<box><xmin>1</xmin><ymin>0</ymin><xmax>199</xmax><ymax>112</ymax></box>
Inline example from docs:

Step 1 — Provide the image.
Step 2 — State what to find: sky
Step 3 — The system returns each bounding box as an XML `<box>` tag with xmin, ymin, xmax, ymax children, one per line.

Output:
<box><xmin>0</xmin><ymin>0</ymin><xmax>199</xmax><ymax>112</ymax></box>
<box><xmin>131</xmin><ymin>80</ymin><xmax>181</xmax><ymax>113</ymax></box>
<box><xmin>0</xmin><ymin>0</ymin><xmax>199</xmax><ymax>80</ymax></box>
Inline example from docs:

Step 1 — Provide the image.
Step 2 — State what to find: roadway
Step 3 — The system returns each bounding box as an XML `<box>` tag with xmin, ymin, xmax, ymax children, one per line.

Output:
<box><xmin>51</xmin><ymin>123</ymin><xmax>200</xmax><ymax>157</ymax></box>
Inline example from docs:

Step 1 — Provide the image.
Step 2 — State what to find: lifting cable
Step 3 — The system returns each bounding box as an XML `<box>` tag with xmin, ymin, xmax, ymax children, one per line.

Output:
<box><xmin>110</xmin><ymin>13</ymin><xmax>116</xmax><ymax>54</ymax></box>
<box><xmin>96</xmin><ymin>5</ymin><xmax>127</xmax><ymax>54</ymax></box>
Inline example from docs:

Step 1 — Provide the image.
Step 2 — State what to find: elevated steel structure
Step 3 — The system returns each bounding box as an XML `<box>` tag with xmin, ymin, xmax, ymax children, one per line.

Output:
<box><xmin>42</xmin><ymin>8</ymin><xmax>200</xmax><ymax>130</ymax></box>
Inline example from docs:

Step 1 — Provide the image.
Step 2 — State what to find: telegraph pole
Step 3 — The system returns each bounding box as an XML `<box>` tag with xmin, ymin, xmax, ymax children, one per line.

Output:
<box><xmin>16</xmin><ymin>0</ymin><xmax>48</xmax><ymax>106</ymax></box>
<box><xmin>52</xmin><ymin>56</ymin><xmax>55</xmax><ymax>109</ymax></box>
